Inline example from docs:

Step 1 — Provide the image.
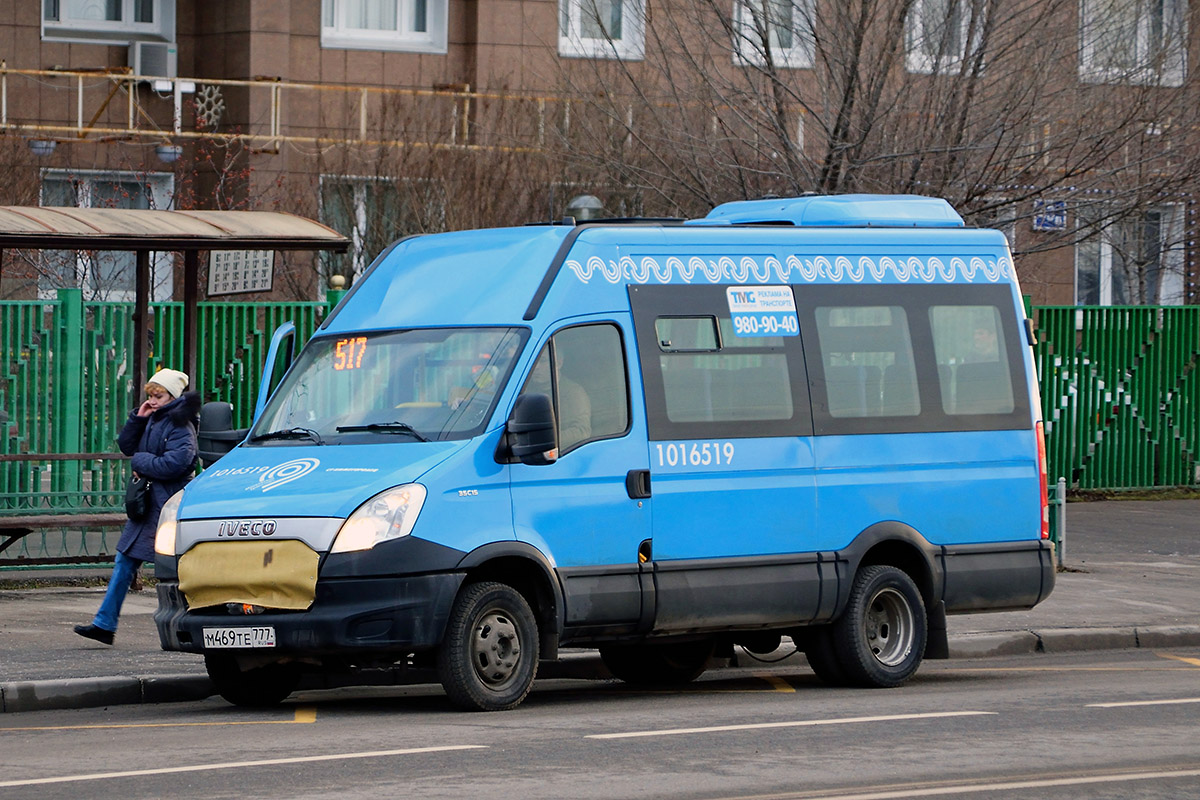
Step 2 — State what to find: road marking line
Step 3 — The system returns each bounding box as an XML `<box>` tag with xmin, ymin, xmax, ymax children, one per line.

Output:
<box><xmin>0</xmin><ymin>745</ymin><xmax>487</xmax><ymax>788</ymax></box>
<box><xmin>1087</xmin><ymin>697</ymin><xmax>1200</xmax><ymax>708</ymax></box>
<box><xmin>754</xmin><ymin>674</ymin><xmax>795</xmax><ymax>693</ymax></box>
<box><xmin>586</xmin><ymin>710</ymin><xmax>995</xmax><ymax>740</ymax></box>
<box><xmin>3</xmin><ymin>717</ymin><xmax>314</xmax><ymax>732</ymax></box>
<box><xmin>740</xmin><ymin>766</ymin><xmax>1200</xmax><ymax>799</ymax></box>
<box><xmin>294</xmin><ymin>706</ymin><xmax>317</xmax><ymax>723</ymax></box>
<box><xmin>951</xmin><ymin>666</ymin><xmax>1188</xmax><ymax>672</ymax></box>
<box><xmin>1157</xmin><ymin>653</ymin><xmax>1200</xmax><ymax>668</ymax></box>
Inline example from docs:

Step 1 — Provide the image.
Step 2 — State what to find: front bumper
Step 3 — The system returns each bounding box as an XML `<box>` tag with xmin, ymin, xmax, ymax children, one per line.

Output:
<box><xmin>154</xmin><ymin>572</ymin><xmax>465</xmax><ymax>656</ymax></box>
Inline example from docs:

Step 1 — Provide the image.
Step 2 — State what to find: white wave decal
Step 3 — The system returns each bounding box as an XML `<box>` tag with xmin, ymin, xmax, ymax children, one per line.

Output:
<box><xmin>562</xmin><ymin>253</ymin><xmax>1009</xmax><ymax>285</ymax></box>
<box><xmin>256</xmin><ymin>458</ymin><xmax>321</xmax><ymax>492</ymax></box>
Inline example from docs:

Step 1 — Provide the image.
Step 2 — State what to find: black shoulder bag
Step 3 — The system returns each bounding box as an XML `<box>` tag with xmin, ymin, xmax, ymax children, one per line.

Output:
<box><xmin>125</xmin><ymin>474</ymin><xmax>153</xmax><ymax>521</ymax></box>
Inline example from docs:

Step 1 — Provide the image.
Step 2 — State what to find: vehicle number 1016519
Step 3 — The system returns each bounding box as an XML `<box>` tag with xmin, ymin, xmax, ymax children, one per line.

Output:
<box><xmin>655</xmin><ymin>442</ymin><xmax>735</xmax><ymax>467</ymax></box>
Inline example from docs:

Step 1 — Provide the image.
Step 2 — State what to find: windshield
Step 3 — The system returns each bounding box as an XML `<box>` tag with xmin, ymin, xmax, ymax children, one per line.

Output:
<box><xmin>250</xmin><ymin>327</ymin><xmax>527</xmax><ymax>445</ymax></box>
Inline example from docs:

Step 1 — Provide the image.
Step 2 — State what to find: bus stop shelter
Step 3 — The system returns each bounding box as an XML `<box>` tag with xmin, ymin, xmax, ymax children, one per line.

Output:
<box><xmin>0</xmin><ymin>207</ymin><xmax>348</xmax><ymax>546</ymax></box>
<box><xmin>0</xmin><ymin>206</ymin><xmax>349</xmax><ymax>401</ymax></box>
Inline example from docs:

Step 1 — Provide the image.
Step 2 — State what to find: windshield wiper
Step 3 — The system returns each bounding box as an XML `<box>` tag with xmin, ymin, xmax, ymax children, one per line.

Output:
<box><xmin>336</xmin><ymin>421</ymin><xmax>430</xmax><ymax>442</ymax></box>
<box><xmin>249</xmin><ymin>426</ymin><xmax>324</xmax><ymax>445</ymax></box>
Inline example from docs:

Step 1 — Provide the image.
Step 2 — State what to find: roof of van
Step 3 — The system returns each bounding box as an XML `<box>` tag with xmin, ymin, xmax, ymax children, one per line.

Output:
<box><xmin>703</xmin><ymin>194</ymin><xmax>965</xmax><ymax>227</ymax></box>
<box><xmin>321</xmin><ymin>195</ymin><xmax>1009</xmax><ymax>336</ymax></box>
<box><xmin>323</xmin><ymin>225</ymin><xmax>573</xmax><ymax>334</ymax></box>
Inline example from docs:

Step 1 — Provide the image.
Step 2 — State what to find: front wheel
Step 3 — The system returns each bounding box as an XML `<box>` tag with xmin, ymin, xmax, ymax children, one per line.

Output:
<box><xmin>204</xmin><ymin>653</ymin><xmax>300</xmax><ymax>708</ymax></box>
<box><xmin>831</xmin><ymin>565</ymin><xmax>927</xmax><ymax>688</ymax></box>
<box><xmin>437</xmin><ymin>581</ymin><xmax>540</xmax><ymax>711</ymax></box>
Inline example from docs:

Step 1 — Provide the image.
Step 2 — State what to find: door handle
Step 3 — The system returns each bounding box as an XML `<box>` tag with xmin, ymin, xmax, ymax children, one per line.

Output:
<box><xmin>625</xmin><ymin>469</ymin><xmax>651</xmax><ymax>499</ymax></box>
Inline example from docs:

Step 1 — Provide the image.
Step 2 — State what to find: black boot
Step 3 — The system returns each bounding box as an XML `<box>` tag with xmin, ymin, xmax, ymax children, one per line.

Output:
<box><xmin>74</xmin><ymin>624</ymin><xmax>115</xmax><ymax>645</ymax></box>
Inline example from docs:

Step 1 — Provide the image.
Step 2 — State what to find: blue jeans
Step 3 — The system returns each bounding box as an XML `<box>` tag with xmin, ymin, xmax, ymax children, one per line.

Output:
<box><xmin>93</xmin><ymin>550</ymin><xmax>143</xmax><ymax>632</ymax></box>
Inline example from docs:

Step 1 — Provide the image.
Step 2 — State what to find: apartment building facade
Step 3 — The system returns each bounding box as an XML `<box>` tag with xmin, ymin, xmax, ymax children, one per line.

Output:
<box><xmin>0</xmin><ymin>0</ymin><xmax>1195</xmax><ymax>306</ymax></box>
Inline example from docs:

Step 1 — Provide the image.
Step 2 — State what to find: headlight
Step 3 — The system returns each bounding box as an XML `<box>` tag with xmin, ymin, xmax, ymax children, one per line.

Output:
<box><xmin>154</xmin><ymin>490</ymin><xmax>185</xmax><ymax>555</ymax></box>
<box><xmin>331</xmin><ymin>484</ymin><xmax>427</xmax><ymax>553</ymax></box>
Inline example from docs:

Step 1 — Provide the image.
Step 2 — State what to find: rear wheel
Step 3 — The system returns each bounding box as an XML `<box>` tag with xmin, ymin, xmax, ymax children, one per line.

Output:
<box><xmin>599</xmin><ymin>639</ymin><xmax>714</xmax><ymax>685</ymax></box>
<box><xmin>437</xmin><ymin>581</ymin><xmax>540</xmax><ymax>711</ymax></box>
<box><xmin>832</xmin><ymin>565</ymin><xmax>927</xmax><ymax>688</ymax></box>
<box><xmin>204</xmin><ymin>653</ymin><xmax>300</xmax><ymax>707</ymax></box>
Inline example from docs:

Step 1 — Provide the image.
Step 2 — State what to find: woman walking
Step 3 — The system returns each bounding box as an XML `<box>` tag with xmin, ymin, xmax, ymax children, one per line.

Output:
<box><xmin>74</xmin><ymin>368</ymin><xmax>200</xmax><ymax>645</ymax></box>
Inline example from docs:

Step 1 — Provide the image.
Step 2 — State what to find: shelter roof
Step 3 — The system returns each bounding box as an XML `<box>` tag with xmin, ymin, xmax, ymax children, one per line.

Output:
<box><xmin>0</xmin><ymin>207</ymin><xmax>348</xmax><ymax>251</ymax></box>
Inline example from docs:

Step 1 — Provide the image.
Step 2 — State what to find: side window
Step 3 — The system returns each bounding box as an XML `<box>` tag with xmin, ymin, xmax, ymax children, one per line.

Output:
<box><xmin>519</xmin><ymin>324</ymin><xmax>630</xmax><ymax>455</ymax></box>
<box><xmin>813</xmin><ymin>306</ymin><xmax>919</xmax><ymax>418</ymax></box>
<box><xmin>798</xmin><ymin>284</ymin><xmax>1030</xmax><ymax>434</ymax></box>
<box><xmin>657</xmin><ymin>318</ymin><xmax>793</xmax><ymax>424</ymax></box>
<box><xmin>930</xmin><ymin>305</ymin><xmax>1015</xmax><ymax>415</ymax></box>
<box><xmin>630</xmin><ymin>284</ymin><xmax>811</xmax><ymax>440</ymax></box>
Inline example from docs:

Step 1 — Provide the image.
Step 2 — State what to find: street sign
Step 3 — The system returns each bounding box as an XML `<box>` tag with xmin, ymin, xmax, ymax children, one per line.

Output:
<box><xmin>1033</xmin><ymin>200</ymin><xmax>1067</xmax><ymax>232</ymax></box>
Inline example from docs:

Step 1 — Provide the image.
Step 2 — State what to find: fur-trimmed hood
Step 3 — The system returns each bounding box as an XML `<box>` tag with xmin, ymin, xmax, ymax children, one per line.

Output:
<box><xmin>156</xmin><ymin>390</ymin><xmax>202</xmax><ymax>427</ymax></box>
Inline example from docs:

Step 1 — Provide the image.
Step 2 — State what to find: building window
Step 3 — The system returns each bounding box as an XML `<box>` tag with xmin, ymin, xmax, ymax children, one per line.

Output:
<box><xmin>42</xmin><ymin>0</ymin><xmax>174</xmax><ymax>43</ymax></box>
<box><xmin>1075</xmin><ymin>204</ymin><xmax>1185</xmax><ymax>304</ymax></box>
<box><xmin>1080</xmin><ymin>0</ymin><xmax>1187</xmax><ymax>85</ymax></box>
<box><xmin>732</xmin><ymin>0</ymin><xmax>815</xmax><ymax>69</ymax></box>
<box><xmin>906</xmin><ymin>0</ymin><xmax>983</xmax><ymax>74</ymax></box>
<box><xmin>321</xmin><ymin>0</ymin><xmax>447</xmax><ymax>53</ymax></box>
<box><xmin>38</xmin><ymin>171</ymin><xmax>174</xmax><ymax>301</ymax></box>
<box><xmin>559</xmin><ymin>0</ymin><xmax>645</xmax><ymax>60</ymax></box>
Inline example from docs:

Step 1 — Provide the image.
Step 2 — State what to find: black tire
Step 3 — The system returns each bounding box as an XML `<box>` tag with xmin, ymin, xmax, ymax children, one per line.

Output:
<box><xmin>832</xmin><ymin>565</ymin><xmax>927</xmax><ymax>688</ymax></box>
<box><xmin>204</xmin><ymin>653</ymin><xmax>300</xmax><ymax>708</ymax></box>
<box><xmin>437</xmin><ymin>581</ymin><xmax>540</xmax><ymax>711</ymax></box>
<box><xmin>599</xmin><ymin>639</ymin><xmax>714</xmax><ymax>685</ymax></box>
<box><xmin>799</xmin><ymin>626</ymin><xmax>851</xmax><ymax>686</ymax></box>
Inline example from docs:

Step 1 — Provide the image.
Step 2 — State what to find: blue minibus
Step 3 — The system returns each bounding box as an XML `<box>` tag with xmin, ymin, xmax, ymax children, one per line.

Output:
<box><xmin>154</xmin><ymin>194</ymin><xmax>1055</xmax><ymax>710</ymax></box>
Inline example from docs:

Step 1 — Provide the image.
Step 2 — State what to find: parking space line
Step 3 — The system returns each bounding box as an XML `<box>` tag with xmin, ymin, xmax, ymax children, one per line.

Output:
<box><xmin>586</xmin><ymin>710</ymin><xmax>995</xmax><ymax>740</ymax></box>
<box><xmin>2</xmin><ymin>705</ymin><xmax>319</xmax><ymax>733</ymax></box>
<box><xmin>754</xmin><ymin>674</ymin><xmax>796</xmax><ymax>693</ymax></box>
<box><xmin>0</xmin><ymin>744</ymin><xmax>487</xmax><ymax>788</ymax></box>
<box><xmin>1157</xmin><ymin>653</ymin><xmax>1200</xmax><ymax>668</ymax></box>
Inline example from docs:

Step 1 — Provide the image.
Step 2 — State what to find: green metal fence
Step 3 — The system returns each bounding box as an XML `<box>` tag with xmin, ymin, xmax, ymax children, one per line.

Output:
<box><xmin>2</xmin><ymin>297</ymin><xmax>1198</xmax><ymax>567</ymax></box>
<box><xmin>1034</xmin><ymin>306</ymin><xmax>1200</xmax><ymax>490</ymax></box>
<box><xmin>1</xmin><ymin>290</ymin><xmax>329</xmax><ymax>566</ymax></box>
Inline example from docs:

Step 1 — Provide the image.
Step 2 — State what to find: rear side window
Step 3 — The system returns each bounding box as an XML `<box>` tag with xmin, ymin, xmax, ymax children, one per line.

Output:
<box><xmin>630</xmin><ymin>285</ymin><xmax>812</xmax><ymax>440</ymax></box>
<box><xmin>813</xmin><ymin>306</ymin><xmax>919</xmax><ymax>418</ymax></box>
<box><xmin>930</xmin><ymin>305</ymin><xmax>1015</xmax><ymax>415</ymax></box>
<box><xmin>797</xmin><ymin>284</ymin><xmax>1030</xmax><ymax>435</ymax></box>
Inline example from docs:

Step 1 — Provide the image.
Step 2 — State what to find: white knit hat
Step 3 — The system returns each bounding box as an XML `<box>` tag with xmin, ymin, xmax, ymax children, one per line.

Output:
<box><xmin>149</xmin><ymin>368</ymin><xmax>189</xmax><ymax>399</ymax></box>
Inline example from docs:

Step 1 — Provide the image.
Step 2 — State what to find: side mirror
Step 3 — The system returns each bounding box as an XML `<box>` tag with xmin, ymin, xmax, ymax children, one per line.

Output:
<box><xmin>507</xmin><ymin>393</ymin><xmax>558</xmax><ymax>465</ymax></box>
<box><xmin>197</xmin><ymin>401</ymin><xmax>248</xmax><ymax>468</ymax></box>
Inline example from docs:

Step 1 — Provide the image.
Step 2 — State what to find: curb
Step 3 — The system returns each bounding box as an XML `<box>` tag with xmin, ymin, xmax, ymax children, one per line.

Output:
<box><xmin>4</xmin><ymin>626</ymin><xmax>1199</xmax><ymax>713</ymax></box>
<box><xmin>1</xmin><ymin>674</ymin><xmax>213</xmax><ymax>714</ymax></box>
<box><xmin>948</xmin><ymin>624</ymin><xmax>1200</xmax><ymax>658</ymax></box>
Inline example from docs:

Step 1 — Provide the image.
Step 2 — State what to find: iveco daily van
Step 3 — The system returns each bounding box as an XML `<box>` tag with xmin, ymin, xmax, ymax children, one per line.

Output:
<box><xmin>153</xmin><ymin>194</ymin><xmax>1055</xmax><ymax>711</ymax></box>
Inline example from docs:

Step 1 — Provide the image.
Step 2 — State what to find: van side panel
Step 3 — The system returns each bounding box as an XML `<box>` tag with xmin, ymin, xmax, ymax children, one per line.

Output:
<box><xmin>814</xmin><ymin>430</ymin><xmax>1040</xmax><ymax>550</ymax></box>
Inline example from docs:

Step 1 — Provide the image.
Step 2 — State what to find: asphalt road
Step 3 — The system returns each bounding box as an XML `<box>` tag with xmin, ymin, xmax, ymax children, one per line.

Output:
<box><xmin>2</xmin><ymin>647</ymin><xmax>1199</xmax><ymax>800</ymax></box>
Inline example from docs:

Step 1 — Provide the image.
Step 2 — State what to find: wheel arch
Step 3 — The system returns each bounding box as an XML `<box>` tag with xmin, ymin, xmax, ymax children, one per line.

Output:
<box><xmin>456</xmin><ymin>542</ymin><xmax>564</xmax><ymax>659</ymax></box>
<box><xmin>839</xmin><ymin>521</ymin><xmax>944</xmax><ymax>612</ymax></box>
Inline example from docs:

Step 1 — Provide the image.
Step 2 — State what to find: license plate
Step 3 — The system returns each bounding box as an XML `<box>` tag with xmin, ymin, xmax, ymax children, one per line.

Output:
<box><xmin>202</xmin><ymin>626</ymin><xmax>276</xmax><ymax>649</ymax></box>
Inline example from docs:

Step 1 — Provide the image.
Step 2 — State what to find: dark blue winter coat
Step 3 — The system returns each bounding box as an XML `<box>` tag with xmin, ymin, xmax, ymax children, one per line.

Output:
<box><xmin>116</xmin><ymin>391</ymin><xmax>201</xmax><ymax>561</ymax></box>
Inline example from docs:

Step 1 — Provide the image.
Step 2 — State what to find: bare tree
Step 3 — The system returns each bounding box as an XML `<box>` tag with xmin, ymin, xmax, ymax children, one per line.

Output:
<box><xmin>542</xmin><ymin>0</ymin><xmax>1200</xmax><ymax>301</ymax></box>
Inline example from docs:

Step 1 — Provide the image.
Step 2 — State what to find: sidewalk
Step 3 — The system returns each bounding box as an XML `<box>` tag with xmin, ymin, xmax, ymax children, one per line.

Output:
<box><xmin>2</xmin><ymin>499</ymin><xmax>1198</xmax><ymax>713</ymax></box>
